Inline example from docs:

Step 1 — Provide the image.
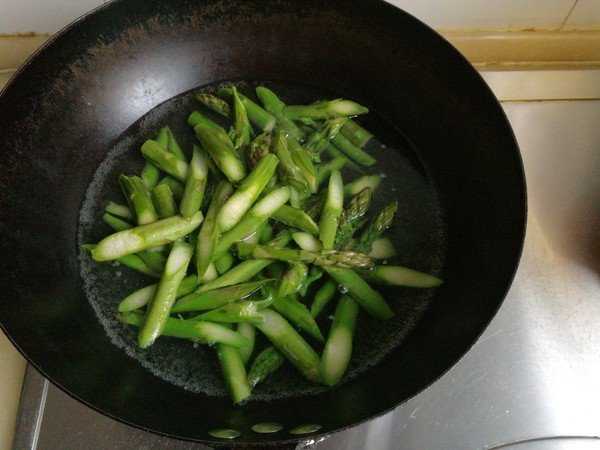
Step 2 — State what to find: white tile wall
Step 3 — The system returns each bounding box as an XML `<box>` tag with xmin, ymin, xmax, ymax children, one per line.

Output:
<box><xmin>1</xmin><ymin>0</ymin><xmax>597</xmax><ymax>34</ymax></box>
<box><xmin>564</xmin><ymin>0</ymin><xmax>600</xmax><ymax>27</ymax></box>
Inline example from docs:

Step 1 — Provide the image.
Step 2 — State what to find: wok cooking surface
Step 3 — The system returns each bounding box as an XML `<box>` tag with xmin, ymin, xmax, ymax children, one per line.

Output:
<box><xmin>12</xmin><ymin>70</ymin><xmax>600</xmax><ymax>449</ymax></box>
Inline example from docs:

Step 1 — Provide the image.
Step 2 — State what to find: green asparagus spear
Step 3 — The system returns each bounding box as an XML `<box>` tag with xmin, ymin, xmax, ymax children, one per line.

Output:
<box><xmin>271</xmin><ymin>295</ymin><xmax>324</xmax><ymax>342</ymax></box>
<box><xmin>172</xmin><ymin>279</ymin><xmax>269</xmax><ymax>313</ymax></box>
<box><xmin>179</xmin><ymin>145</ymin><xmax>209</xmax><ymax>218</ymax></box>
<box><xmin>315</xmin><ymin>157</ymin><xmax>346</xmax><ymax>188</ymax></box>
<box><xmin>105</xmin><ymin>202</ymin><xmax>133</xmax><ymax>221</ymax></box>
<box><xmin>217</xmin><ymin>343</ymin><xmax>252</xmax><ymax>403</ymax></box>
<box><xmin>335</xmin><ymin>187</ymin><xmax>372</xmax><ymax>249</ymax></box>
<box><xmin>319</xmin><ymin>169</ymin><xmax>344</xmax><ymax>249</ymax></box>
<box><xmin>195</xmin><ymin>230</ymin><xmax>292</xmax><ymax>293</ymax></box>
<box><xmin>216</xmin><ymin>153</ymin><xmax>280</xmax><ymax>232</ymax></box>
<box><xmin>324</xmin><ymin>267</ymin><xmax>394</xmax><ymax>321</ymax></box>
<box><xmin>102</xmin><ymin>213</ymin><xmax>132</xmax><ymax>232</ymax></box>
<box><xmin>343</xmin><ymin>174</ymin><xmax>382</xmax><ymax>197</ymax></box>
<box><xmin>255</xmin><ymin>86</ymin><xmax>305</xmax><ymax>141</ymax></box>
<box><xmin>330</xmin><ymin>132</ymin><xmax>376</xmax><ymax>167</ymax></box>
<box><xmin>192</xmin><ymin>300</ymin><xmax>268</xmax><ymax>324</ymax></box>
<box><xmin>194</xmin><ymin>92</ymin><xmax>232</xmax><ymax>118</ymax></box>
<box><xmin>151</xmin><ymin>183</ymin><xmax>178</xmax><ymax>218</ymax></box>
<box><xmin>368</xmin><ymin>237</ymin><xmax>397</xmax><ymax>259</ymax></box>
<box><xmin>246</xmin><ymin>132</ymin><xmax>272</xmax><ymax>170</ymax></box>
<box><xmin>254</xmin><ymin>308</ymin><xmax>322</xmax><ymax>383</ymax></box>
<box><xmin>157</xmin><ymin>176</ymin><xmax>184</xmax><ymax>201</ymax></box>
<box><xmin>116</xmin><ymin>253</ymin><xmax>161</xmax><ymax>278</ymax></box>
<box><xmin>320</xmin><ymin>294</ymin><xmax>359</xmax><ymax>386</ymax></box>
<box><xmin>271</xmin><ymin>205</ymin><xmax>320</xmax><ymax>235</ymax></box>
<box><xmin>283</xmin><ymin>99</ymin><xmax>368</xmax><ymax>121</ymax></box>
<box><xmin>231</xmin><ymin>86</ymin><xmax>252</xmax><ymax>154</ymax></box>
<box><xmin>340</xmin><ymin>118</ymin><xmax>374</xmax><ymax>148</ymax></box>
<box><xmin>213</xmin><ymin>186</ymin><xmax>290</xmax><ymax>259</ymax></box>
<box><xmin>272</xmin><ymin>131</ymin><xmax>308</xmax><ymax>193</ymax></box>
<box><xmin>287</xmin><ymin>135</ymin><xmax>317</xmax><ymax>194</ymax></box>
<box><xmin>356</xmin><ymin>201</ymin><xmax>398</xmax><ymax>254</ymax></box>
<box><xmin>195</xmin><ymin>181</ymin><xmax>234</xmax><ymax>279</ymax></box>
<box><xmin>91</xmin><ymin>212</ymin><xmax>203</xmax><ymax>261</ymax></box>
<box><xmin>235</xmin><ymin>243</ymin><xmax>374</xmax><ymax>270</ymax></box>
<box><xmin>310</xmin><ymin>278</ymin><xmax>337</xmax><ymax>318</ymax></box>
<box><xmin>119</xmin><ymin>312</ymin><xmax>249</xmax><ymax>347</ymax></box>
<box><xmin>236</xmin><ymin>323</ymin><xmax>256</xmax><ymax>365</ymax></box>
<box><xmin>291</xmin><ymin>231</ymin><xmax>323</xmax><ymax>252</ymax></box>
<box><xmin>140</xmin><ymin>140</ymin><xmax>188</xmax><ymax>181</ymax></box>
<box><xmin>118</xmin><ymin>174</ymin><xmax>159</xmax><ymax>225</ymax></box>
<box><xmin>277</xmin><ymin>263</ymin><xmax>309</xmax><ymax>297</ymax></box>
<box><xmin>361</xmin><ymin>265</ymin><xmax>442</xmax><ymax>288</ymax></box>
<box><xmin>247</xmin><ymin>345</ymin><xmax>285</xmax><ymax>388</ymax></box>
<box><xmin>163</xmin><ymin>125</ymin><xmax>187</xmax><ymax>162</ymax></box>
<box><xmin>217</xmin><ymin>87</ymin><xmax>277</xmax><ymax>132</ymax></box>
<box><xmin>118</xmin><ymin>274</ymin><xmax>198</xmax><ymax>312</ymax></box>
<box><xmin>138</xmin><ymin>241</ymin><xmax>194</xmax><ymax>348</ymax></box>
<box><xmin>189</xmin><ymin>112</ymin><xmax>246</xmax><ymax>183</ymax></box>
<box><xmin>304</xmin><ymin>118</ymin><xmax>348</xmax><ymax>160</ymax></box>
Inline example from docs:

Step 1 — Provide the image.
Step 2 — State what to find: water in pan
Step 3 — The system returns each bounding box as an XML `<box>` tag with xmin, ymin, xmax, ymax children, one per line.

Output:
<box><xmin>77</xmin><ymin>80</ymin><xmax>447</xmax><ymax>400</ymax></box>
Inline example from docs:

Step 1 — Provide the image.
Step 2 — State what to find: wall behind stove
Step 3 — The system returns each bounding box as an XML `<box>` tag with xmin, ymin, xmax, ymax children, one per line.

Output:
<box><xmin>1</xmin><ymin>0</ymin><xmax>599</xmax><ymax>34</ymax></box>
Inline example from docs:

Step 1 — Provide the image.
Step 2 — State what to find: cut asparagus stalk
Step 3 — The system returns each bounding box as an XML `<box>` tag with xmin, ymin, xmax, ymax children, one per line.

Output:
<box><xmin>340</xmin><ymin>118</ymin><xmax>374</xmax><ymax>148</ymax></box>
<box><xmin>356</xmin><ymin>201</ymin><xmax>399</xmax><ymax>254</ymax></box>
<box><xmin>151</xmin><ymin>183</ymin><xmax>178</xmax><ymax>218</ymax></box>
<box><xmin>287</xmin><ymin>135</ymin><xmax>317</xmax><ymax>194</ymax></box>
<box><xmin>138</xmin><ymin>241</ymin><xmax>194</xmax><ymax>348</ymax></box>
<box><xmin>291</xmin><ymin>231</ymin><xmax>323</xmax><ymax>252</ymax></box>
<box><xmin>255</xmin><ymin>85</ymin><xmax>304</xmax><ymax>141</ymax></box>
<box><xmin>316</xmin><ymin>157</ymin><xmax>346</xmax><ymax>188</ymax></box>
<box><xmin>235</xmin><ymin>243</ymin><xmax>374</xmax><ymax>270</ymax></box>
<box><xmin>217</xmin><ymin>87</ymin><xmax>277</xmax><ymax>132</ymax></box>
<box><xmin>236</xmin><ymin>323</ymin><xmax>256</xmax><ymax>365</ymax></box>
<box><xmin>272</xmin><ymin>131</ymin><xmax>308</xmax><ymax>193</ymax></box>
<box><xmin>304</xmin><ymin>118</ymin><xmax>348</xmax><ymax>160</ymax></box>
<box><xmin>118</xmin><ymin>274</ymin><xmax>198</xmax><ymax>313</ymax></box>
<box><xmin>216</xmin><ymin>153</ymin><xmax>280</xmax><ymax>232</ymax></box>
<box><xmin>330</xmin><ymin>132</ymin><xmax>376</xmax><ymax>167</ymax></box>
<box><xmin>254</xmin><ymin>308</ymin><xmax>322</xmax><ymax>384</ymax></box>
<box><xmin>116</xmin><ymin>253</ymin><xmax>161</xmax><ymax>278</ymax></box>
<box><xmin>216</xmin><ymin>343</ymin><xmax>252</xmax><ymax>404</ymax></box>
<box><xmin>283</xmin><ymin>99</ymin><xmax>369</xmax><ymax>120</ymax></box>
<box><xmin>179</xmin><ymin>145</ymin><xmax>209</xmax><ymax>218</ymax></box>
<box><xmin>246</xmin><ymin>132</ymin><xmax>272</xmax><ymax>170</ymax></box>
<box><xmin>157</xmin><ymin>176</ymin><xmax>184</xmax><ymax>201</ymax></box>
<box><xmin>190</xmin><ymin>113</ymin><xmax>246</xmax><ymax>183</ymax></box>
<box><xmin>361</xmin><ymin>265</ymin><xmax>443</xmax><ymax>288</ymax></box>
<box><xmin>193</xmin><ymin>92</ymin><xmax>232</xmax><ymax>118</ymax></box>
<box><xmin>320</xmin><ymin>294</ymin><xmax>359</xmax><ymax>386</ymax></box>
<box><xmin>118</xmin><ymin>174</ymin><xmax>159</xmax><ymax>225</ymax></box>
<box><xmin>324</xmin><ymin>267</ymin><xmax>394</xmax><ymax>321</ymax></box>
<box><xmin>271</xmin><ymin>295</ymin><xmax>324</xmax><ymax>342</ymax></box>
<box><xmin>368</xmin><ymin>237</ymin><xmax>397</xmax><ymax>259</ymax></box>
<box><xmin>247</xmin><ymin>345</ymin><xmax>285</xmax><ymax>388</ymax></box>
<box><xmin>191</xmin><ymin>300</ymin><xmax>266</xmax><ymax>324</ymax></box>
<box><xmin>172</xmin><ymin>279</ymin><xmax>268</xmax><ymax>313</ymax></box>
<box><xmin>105</xmin><ymin>201</ymin><xmax>133</xmax><ymax>221</ymax></box>
<box><xmin>335</xmin><ymin>187</ymin><xmax>372</xmax><ymax>250</ymax></box>
<box><xmin>231</xmin><ymin>86</ymin><xmax>252</xmax><ymax>154</ymax></box>
<box><xmin>213</xmin><ymin>187</ymin><xmax>290</xmax><ymax>259</ymax></box>
<box><xmin>140</xmin><ymin>140</ymin><xmax>188</xmax><ymax>181</ymax></box>
<box><xmin>163</xmin><ymin>125</ymin><xmax>187</xmax><ymax>162</ymax></box>
<box><xmin>195</xmin><ymin>181</ymin><xmax>234</xmax><ymax>279</ymax></box>
<box><xmin>91</xmin><ymin>212</ymin><xmax>203</xmax><ymax>261</ymax></box>
<box><xmin>310</xmin><ymin>278</ymin><xmax>337</xmax><ymax>318</ymax></box>
<box><xmin>319</xmin><ymin>169</ymin><xmax>344</xmax><ymax>249</ymax></box>
<box><xmin>271</xmin><ymin>205</ymin><xmax>319</xmax><ymax>235</ymax></box>
<box><xmin>344</xmin><ymin>174</ymin><xmax>382</xmax><ymax>197</ymax></box>
<box><xmin>102</xmin><ymin>213</ymin><xmax>132</xmax><ymax>232</ymax></box>
<box><xmin>119</xmin><ymin>312</ymin><xmax>249</xmax><ymax>348</ymax></box>
<box><xmin>277</xmin><ymin>263</ymin><xmax>309</xmax><ymax>298</ymax></box>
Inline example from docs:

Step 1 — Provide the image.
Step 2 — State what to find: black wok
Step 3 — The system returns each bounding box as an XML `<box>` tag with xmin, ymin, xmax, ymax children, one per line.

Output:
<box><xmin>0</xmin><ymin>0</ymin><xmax>526</xmax><ymax>446</ymax></box>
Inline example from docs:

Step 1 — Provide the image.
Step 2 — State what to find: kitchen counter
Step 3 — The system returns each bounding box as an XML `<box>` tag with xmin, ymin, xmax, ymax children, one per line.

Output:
<box><xmin>2</xmin><ymin>35</ymin><xmax>599</xmax><ymax>449</ymax></box>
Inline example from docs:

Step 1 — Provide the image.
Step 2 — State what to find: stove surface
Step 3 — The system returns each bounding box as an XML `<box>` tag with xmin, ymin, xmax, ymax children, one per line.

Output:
<box><xmin>12</xmin><ymin>70</ymin><xmax>600</xmax><ymax>450</ymax></box>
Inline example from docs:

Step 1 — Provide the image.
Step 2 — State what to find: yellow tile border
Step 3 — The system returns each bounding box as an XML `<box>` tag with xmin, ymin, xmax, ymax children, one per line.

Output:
<box><xmin>1</xmin><ymin>29</ymin><xmax>600</xmax><ymax>73</ymax></box>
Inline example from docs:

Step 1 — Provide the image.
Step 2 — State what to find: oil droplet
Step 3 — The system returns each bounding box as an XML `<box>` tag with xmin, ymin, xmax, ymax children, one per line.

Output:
<box><xmin>337</xmin><ymin>284</ymin><xmax>348</xmax><ymax>294</ymax></box>
<box><xmin>208</xmin><ymin>428</ymin><xmax>241</xmax><ymax>439</ymax></box>
<box><xmin>251</xmin><ymin>422</ymin><xmax>284</xmax><ymax>433</ymax></box>
<box><xmin>289</xmin><ymin>423</ymin><xmax>322</xmax><ymax>435</ymax></box>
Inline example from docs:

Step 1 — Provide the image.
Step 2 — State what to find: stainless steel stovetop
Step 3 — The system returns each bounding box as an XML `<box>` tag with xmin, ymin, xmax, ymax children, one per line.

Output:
<box><xmin>12</xmin><ymin>70</ymin><xmax>600</xmax><ymax>450</ymax></box>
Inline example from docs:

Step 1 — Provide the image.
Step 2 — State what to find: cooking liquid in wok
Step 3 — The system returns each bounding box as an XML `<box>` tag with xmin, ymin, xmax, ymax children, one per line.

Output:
<box><xmin>77</xmin><ymin>80</ymin><xmax>446</xmax><ymax>400</ymax></box>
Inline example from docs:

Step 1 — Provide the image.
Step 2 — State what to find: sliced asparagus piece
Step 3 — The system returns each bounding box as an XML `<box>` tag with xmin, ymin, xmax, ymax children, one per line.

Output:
<box><xmin>172</xmin><ymin>279</ymin><xmax>268</xmax><ymax>313</ymax></box>
<box><xmin>319</xmin><ymin>169</ymin><xmax>344</xmax><ymax>249</ymax></box>
<box><xmin>361</xmin><ymin>265</ymin><xmax>442</xmax><ymax>288</ymax></box>
<box><xmin>140</xmin><ymin>140</ymin><xmax>188</xmax><ymax>181</ymax></box>
<box><xmin>320</xmin><ymin>294</ymin><xmax>359</xmax><ymax>386</ymax></box>
<box><xmin>283</xmin><ymin>99</ymin><xmax>368</xmax><ymax>120</ymax></box>
<box><xmin>217</xmin><ymin>343</ymin><xmax>252</xmax><ymax>404</ymax></box>
<box><xmin>247</xmin><ymin>345</ymin><xmax>285</xmax><ymax>388</ymax></box>
<box><xmin>138</xmin><ymin>241</ymin><xmax>194</xmax><ymax>348</ymax></box>
<box><xmin>118</xmin><ymin>174</ymin><xmax>159</xmax><ymax>225</ymax></box>
<box><xmin>179</xmin><ymin>145</ymin><xmax>209</xmax><ymax>218</ymax></box>
<box><xmin>91</xmin><ymin>212</ymin><xmax>203</xmax><ymax>261</ymax></box>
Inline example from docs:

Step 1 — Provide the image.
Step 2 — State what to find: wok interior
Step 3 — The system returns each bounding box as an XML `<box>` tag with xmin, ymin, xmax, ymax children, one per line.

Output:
<box><xmin>0</xmin><ymin>0</ymin><xmax>525</xmax><ymax>444</ymax></box>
